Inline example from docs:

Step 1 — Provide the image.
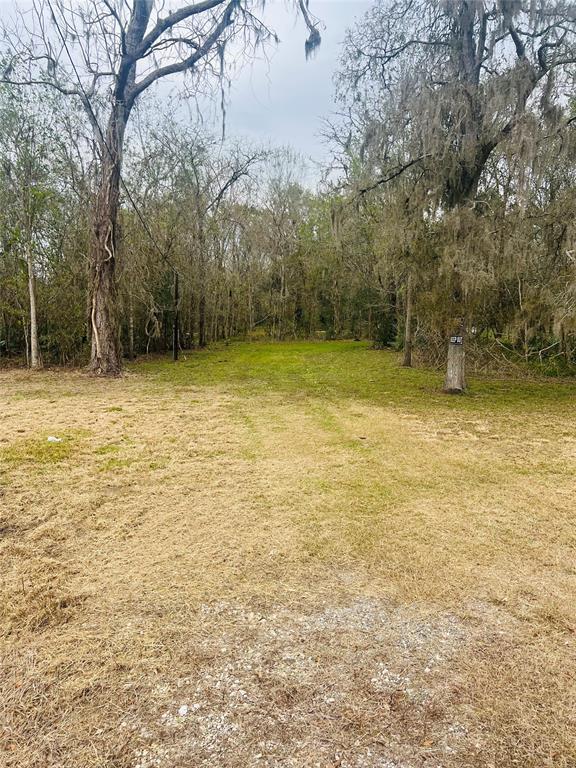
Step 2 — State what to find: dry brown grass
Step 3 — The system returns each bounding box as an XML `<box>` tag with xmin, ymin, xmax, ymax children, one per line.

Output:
<box><xmin>1</xmin><ymin>345</ymin><xmax>575</xmax><ymax>767</ymax></box>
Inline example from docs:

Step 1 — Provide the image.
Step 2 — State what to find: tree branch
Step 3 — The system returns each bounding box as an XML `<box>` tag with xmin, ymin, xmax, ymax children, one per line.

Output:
<box><xmin>127</xmin><ymin>1</ymin><xmax>236</xmax><ymax>106</ymax></box>
<box><xmin>135</xmin><ymin>0</ymin><xmax>228</xmax><ymax>59</ymax></box>
<box><xmin>355</xmin><ymin>154</ymin><xmax>431</xmax><ymax>198</ymax></box>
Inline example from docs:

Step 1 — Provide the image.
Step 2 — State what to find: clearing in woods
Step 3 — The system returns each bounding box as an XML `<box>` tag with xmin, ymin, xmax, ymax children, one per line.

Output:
<box><xmin>0</xmin><ymin>341</ymin><xmax>575</xmax><ymax>768</ymax></box>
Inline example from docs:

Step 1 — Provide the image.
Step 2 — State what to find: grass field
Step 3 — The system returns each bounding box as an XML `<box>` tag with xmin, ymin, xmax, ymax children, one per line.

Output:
<box><xmin>1</xmin><ymin>341</ymin><xmax>575</xmax><ymax>768</ymax></box>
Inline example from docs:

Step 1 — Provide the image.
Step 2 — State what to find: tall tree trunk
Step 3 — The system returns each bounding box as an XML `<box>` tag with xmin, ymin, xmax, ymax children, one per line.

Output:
<box><xmin>402</xmin><ymin>273</ymin><xmax>413</xmax><ymax>368</ymax></box>
<box><xmin>444</xmin><ymin>320</ymin><xmax>466</xmax><ymax>393</ymax></box>
<box><xmin>88</xmin><ymin>106</ymin><xmax>129</xmax><ymax>376</ymax></box>
<box><xmin>26</xmin><ymin>244</ymin><xmax>42</xmax><ymax>369</ymax></box>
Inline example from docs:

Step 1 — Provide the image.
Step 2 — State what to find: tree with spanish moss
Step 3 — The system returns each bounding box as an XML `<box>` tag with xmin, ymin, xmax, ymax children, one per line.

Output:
<box><xmin>338</xmin><ymin>0</ymin><xmax>576</xmax><ymax>391</ymax></box>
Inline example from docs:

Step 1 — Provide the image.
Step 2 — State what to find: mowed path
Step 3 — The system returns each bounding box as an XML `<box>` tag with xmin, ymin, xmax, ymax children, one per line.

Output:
<box><xmin>1</xmin><ymin>342</ymin><xmax>575</xmax><ymax>768</ymax></box>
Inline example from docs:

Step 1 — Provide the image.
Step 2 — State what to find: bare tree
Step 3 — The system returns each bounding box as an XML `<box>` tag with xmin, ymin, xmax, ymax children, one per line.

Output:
<box><xmin>150</xmin><ymin>124</ymin><xmax>266</xmax><ymax>346</ymax></box>
<box><xmin>2</xmin><ymin>0</ymin><xmax>320</xmax><ymax>374</ymax></box>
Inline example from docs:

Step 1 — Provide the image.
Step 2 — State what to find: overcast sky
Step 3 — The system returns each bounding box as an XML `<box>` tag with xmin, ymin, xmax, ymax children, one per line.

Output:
<box><xmin>218</xmin><ymin>1</ymin><xmax>370</xmax><ymax>171</ymax></box>
<box><xmin>0</xmin><ymin>0</ymin><xmax>371</xmax><ymax>180</ymax></box>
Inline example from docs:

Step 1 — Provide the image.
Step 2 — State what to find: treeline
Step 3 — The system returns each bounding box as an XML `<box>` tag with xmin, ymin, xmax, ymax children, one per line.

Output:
<box><xmin>1</xmin><ymin>88</ymin><xmax>574</xmax><ymax>373</ymax></box>
<box><xmin>1</xmin><ymin>0</ymin><xmax>576</xmax><ymax>386</ymax></box>
<box><xmin>0</xmin><ymin>93</ymin><xmax>384</xmax><ymax>363</ymax></box>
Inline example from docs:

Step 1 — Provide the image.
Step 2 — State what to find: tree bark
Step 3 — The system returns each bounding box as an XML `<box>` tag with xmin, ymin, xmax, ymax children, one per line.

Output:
<box><xmin>86</xmin><ymin>0</ymin><xmax>152</xmax><ymax>374</ymax></box>
<box><xmin>402</xmin><ymin>273</ymin><xmax>413</xmax><ymax>367</ymax></box>
<box><xmin>444</xmin><ymin>321</ymin><xmax>466</xmax><ymax>393</ymax></box>
<box><xmin>26</xmin><ymin>244</ymin><xmax>42</xmax><ymax>369</ymax></box>
<box><xmin>88</xmin><ymin>106</ymin><xmax>129</xmax><ymax>376</ymax></box>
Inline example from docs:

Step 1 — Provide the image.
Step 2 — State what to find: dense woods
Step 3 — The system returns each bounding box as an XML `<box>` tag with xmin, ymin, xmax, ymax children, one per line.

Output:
<box><xmin>1</xmin><ymin>0</ymin><xmax>576</xmax><ymax>387</ymax></box>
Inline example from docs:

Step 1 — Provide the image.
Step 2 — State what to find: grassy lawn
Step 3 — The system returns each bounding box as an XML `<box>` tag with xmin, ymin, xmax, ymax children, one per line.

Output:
<box><xmin>1</xmin><ymin>341</ymin><xmax>575</xmax><ymax>767</ymax></box>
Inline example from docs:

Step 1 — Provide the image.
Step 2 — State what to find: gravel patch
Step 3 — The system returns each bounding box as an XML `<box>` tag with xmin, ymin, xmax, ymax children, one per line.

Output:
<box><xmin>126</xmin><ymin>598</ymin><xmax>483</xmax><ymax>768</ymax></box>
